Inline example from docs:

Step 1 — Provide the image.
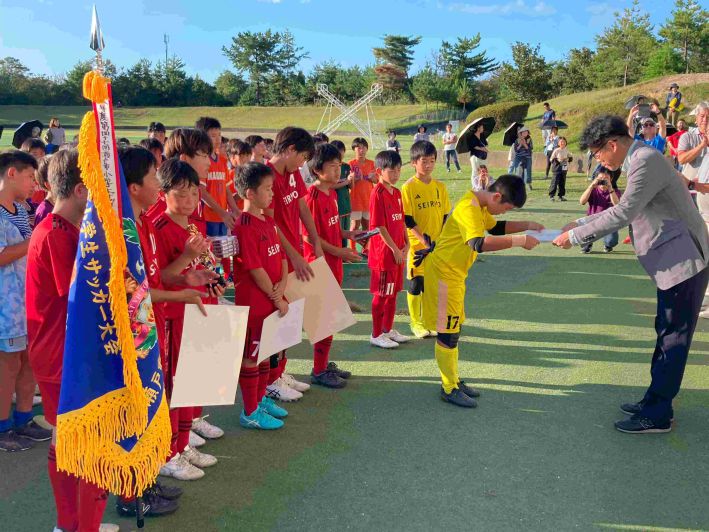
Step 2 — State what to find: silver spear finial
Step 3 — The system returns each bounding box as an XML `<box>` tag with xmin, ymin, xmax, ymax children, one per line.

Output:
<box><xmin>89</xmin><ymin>5</ymin><xmax>105</xmax><ymax>73</ymax></box>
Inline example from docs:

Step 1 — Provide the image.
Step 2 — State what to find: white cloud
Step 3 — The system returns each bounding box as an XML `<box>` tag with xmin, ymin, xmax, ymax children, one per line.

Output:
<box><xmin>446</xmin><ymin>0</ymin><xmax>556</xmax><ymax>16</ymax></box>
<box><xmin>585</xmin><ymin>2</ymin><xmax>610</xmax><ymax>15</ymax></box>
<box><xmin>256</xmin><ymin>0</ymin><xmax>282</xmax><ymax>3</ymax></box>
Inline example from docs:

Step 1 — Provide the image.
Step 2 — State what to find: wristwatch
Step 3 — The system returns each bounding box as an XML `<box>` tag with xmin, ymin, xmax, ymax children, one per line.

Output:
<box><xmin>688</xmin><ymin>181</ymin><xmax>696</xmax><ymax>191</ymax></box>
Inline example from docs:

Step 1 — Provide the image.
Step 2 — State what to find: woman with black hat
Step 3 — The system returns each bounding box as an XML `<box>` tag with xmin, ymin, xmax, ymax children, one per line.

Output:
<box><xmin>413</xmin><ymin>125</ymin><xmax>429</xmax><ymax>143</ymax></box>
<box><xmin>666</xmin><ymin>83</ymin><xmax>682</xmax><ymax>126</ymax></box>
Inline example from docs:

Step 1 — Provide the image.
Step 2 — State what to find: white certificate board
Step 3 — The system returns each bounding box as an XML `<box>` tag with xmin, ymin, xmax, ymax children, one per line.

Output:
<box><xmin>285</xmin><ymin>257</ymin><xmax>356</xmax><ymax>344</ymax></box>
<box><xmin>525</xmin><ymin>229</ymin><xmax>562</xmax><ymax>242</ymax></box>
<box><xmin>257</xmin><ymin>298</ymin><xmax>305</xmax><ymax>363</ymax></box>
<box><xmin>171</xmin><ymin>304</ymin><xmax>249</xmax><ymax>407</ymax></box>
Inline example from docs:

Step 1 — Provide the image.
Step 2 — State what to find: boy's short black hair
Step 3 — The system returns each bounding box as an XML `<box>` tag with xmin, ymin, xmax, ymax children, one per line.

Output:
<box><xmin>234</xmin><ymin>162</ymin><xmax>273</xmax><ymax>199</ymax></box>
<box><xmin>543</xmin><ymin>102</ymin><xmax>550</xmax><ymax>107</ymax></box>
<box><xmin>48</xmin><ymin>148</ymin><xmax>82</xmax><ymax>200</ymax></box>
<box><xmin>330</xmin><ymin>140</ymin><xmax>346</xmax><ymax>153</ymax></box>
<box><xmin>227</xmin><ymin>139</ymin><xmax>252</xmax><ymax>157</ymax></box>
<box><xmin>139</xmin><ymin>137</ymin><xmax>164</xmax><ymax>152</ymax></box>
<box><xmin>580</xmin><ymin>115</ymin><xmax>629</xmax><ymax>151</ymax></box>
<box><xmin>157</xmin><ymin>158</ymin><xmax>200</xmax><ymax>193</ymax></box>
<box><xmin>263</xmin><ymin>138</ymin><xmax>274</xmax><ymax>147</ymax></box>
<box><xmin>352</xmin><ymin>137</ymin><xmax>369</xmax><ymax>150</ymax></box>
<box><xmin>273</xmin><ymin>127</ymin><xmax>315</xmax><ymax>158</ymax></box>
<box><xmin>164</xmin><ymin>128</ymin><xmax>212</xmax><ymax>158</ymax></box>
<box><xmin>308</xmin><ymin>143</ymin><xmax>342</xmax><ymax>174</ymax></box>
<box><xmin>119</xmin><ymin>146</ymin><xmax>157</xmax><ymax>187</ymax></box>
<box><xmin>35</xmin><ymin>156</ymin><xmax>51</xmax><ymax>192</ymax></box>
<box><xmin>20</xmin><ymin>138</ymin><xmax>46</xmax><ymax>153</ymax></box>
<box><xmin>118</xmin><ymin>138</ymin><xmax>131</xmax><ymax>146</ymax></box>
<box><xmin>195</xmin><ymin>116</ymin><xmax>221</xmax><ymax>132</ymax></box>
<box><xmin>313</xmin><ymin>132</ymin><xmax>330</xmax><ymax>145</ymax></box>
<box><xmin>375</xmin><ymin>150</ymin><xmax>402</xmax><ymax>170</ymax></box>
<box><xmin>489</xmin><ymin>174</ymin><xmax>526</xmax><ymax>208</ymax></box>
<box><xmin>0</xmin><ymin>150</ymin><xmax>39</xmax><ymax>179</ymax></box>
<box><xmin>244</xmin><ymin>135</ymin><xmax>264</xmax><ymax>148</ymax></box>
<box><xmin>410</xmin><ymin>140</ymin><xmax>437</xmax><ymax>162</ymax></box>
<box><xmin>148</xmin><ymin>121</ymin><xmax>166</xmax><ymax>133</ymax></box>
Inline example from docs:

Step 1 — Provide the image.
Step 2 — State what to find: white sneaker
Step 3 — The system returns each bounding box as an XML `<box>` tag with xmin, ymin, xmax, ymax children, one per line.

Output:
<box><xmin>192</xmin><ymin>416</ymin><xmax>224</xmax><ymax>439</ymax></box>
<box><xmin>182</xmin><ymin>445</ymin><xmax>217</xmax><ymax>468</ymax></box>
<box><xmin>189</xmin><ymin>430</ymin><xmax>206</xmax><ymax>448</ymax></box>
<box><xmin>282</xmin><ymin>371</ymin><xmax>310</xmax><ymax>393</ymax></box>
<box><xmin>159</xmin><ymin>453</ymin><xmax>204</xmax><ymax>481</ymax></box>
<box><xmin>266</xmin><ymin>378</ymin><xmax>303</xmax><ymax>402</ymax></box>
<box><xmin>99</xmin><ymin>525</ymin><xmax>120</xmax><ymax>532</ymax></box>
<box><xmin>386</xmin><ymin>329</ymin><xmax>411</xmax><ymax>344</ymax></box>
<box><xmin>370</xmin><ymin>334</ymin><xmax>399</xmax><ymax>349</ymax></box>
<box><xmin>699</xmin><ymin>309</ymin><xmax>709</xmax><ymax>319</ymax></box>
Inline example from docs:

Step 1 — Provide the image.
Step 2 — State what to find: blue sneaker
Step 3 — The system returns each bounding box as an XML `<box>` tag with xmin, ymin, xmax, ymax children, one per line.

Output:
<box><xmin>239</xmin><ymin>407</ymin><xmax>284</xmax><ymax>430</ymax></box>
<box><xmin>260</xmin><ymin>397</ymin><xmax>288</xmax><ymax>419</ymax></box>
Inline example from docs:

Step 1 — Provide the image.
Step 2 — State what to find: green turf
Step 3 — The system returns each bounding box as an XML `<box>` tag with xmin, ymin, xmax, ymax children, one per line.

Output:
<box><xmin>1</xmin><ymin>168</ymin><xmax>709</xmax><ymax>531</ymax></box>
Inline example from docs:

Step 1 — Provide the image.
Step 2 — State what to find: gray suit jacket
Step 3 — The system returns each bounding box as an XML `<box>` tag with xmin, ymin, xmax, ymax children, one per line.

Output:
<box><xmin>572</xmin><ymin>141</ymin><xmax>709</xmax><ymax>290</ymax></box>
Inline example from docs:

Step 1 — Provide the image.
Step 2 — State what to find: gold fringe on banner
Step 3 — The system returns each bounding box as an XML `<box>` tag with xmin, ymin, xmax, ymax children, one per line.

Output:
<box><xmin>55</xmin><ymin>70</ymin><xmax>171</xmax><ymax>497</ymax></box>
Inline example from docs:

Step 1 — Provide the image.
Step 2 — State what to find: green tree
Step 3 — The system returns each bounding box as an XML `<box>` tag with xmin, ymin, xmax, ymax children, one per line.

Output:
<box><xmin>659</xmin><ymin>0</ymin><xmax>709</xmax><ymax>73</ymax></box>
<box><xmin>439</xmin><ymin>35</ymin><xmax>498</xmax><ymax>85</ymax></box>
<box><xmin>372</xmin><ymin>34</ymin><xmax>421</xmax><ymax>91</ymax></box>
<box><xmin>498</xmin><ymin>42</ymin><xmax>552</xmax><ymax>102</ymax></box>
<box><xmin>593</xmin><ymin>0</ymin><xmax>657</xmax><ymax>87</ymax></box>
<box><xmin>643</xmin><ymin>43</ymin><xmax>685</xmax><ymax>79</ymax></box>
<box><xmin>456</xmin><ymin>79</ymin><xmax>474</xmax><ymax>112</ymax></box>
<box><xmin>222</xmin><ymin>29</ymin><xmax>307</xmax><ymax>105</ymax></box>
<box><xmin>214</xmin><ymin>70</ymin><xmax>248</xmax><ymax>105</ymax></box>
<box><xmin>411</xmin><ymin>66</ymin><xmax>441</xmax><ymax>110</ymax></box>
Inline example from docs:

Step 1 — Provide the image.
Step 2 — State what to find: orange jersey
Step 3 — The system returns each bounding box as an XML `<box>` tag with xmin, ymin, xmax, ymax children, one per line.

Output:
<box><xmin>203</xmin><ymin>154</ymin><xmax>229</xmax><ymax>223</ymax></box>
<box><xmin>349</xmin><ymin>158</ymin><xmax>375</xmax><ymax>212</ymax></box>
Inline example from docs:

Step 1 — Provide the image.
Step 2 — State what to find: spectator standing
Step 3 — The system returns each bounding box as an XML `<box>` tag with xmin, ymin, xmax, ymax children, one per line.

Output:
<box><xmin>441</xmin><ymin>123</ymin><xmax>461</xmax><ymax>173</ymax></box>
<box><xmin>148</xmin><ymin>122</ymin><xmax>167</xmax><ymax>145</ymax></box>
<box><xmin>511</xmin><ymin>127</ymin><xmax>533</xmax><ymax>190</ymax></box>
<box><xmin>386</xmin><ymin>132</ymin><xmax>401</xmax><ymax>153</ymax></box>
<box><xmin>469</xmin><ymin>123</ymin><xmax>489</xmax><ymax>190</ymax></box>
<box><xmin>667</xmin><ymin>119</ymin><xmax>689</xmax><ymax>170</ymax></box>
<box><xmin>44</xmin><ymin>118</ymin><xmax>66</xmax><ymax>154</ymax></box>
<box><xmin>548</xmin><ymin>137</ymin><xmax>571</xmax><ymax>201</ymax></box>
<box><xmin>578</xmin><ymin>171</ymin><xmax>620</xmax><ymax>253</ymax></box>
<box><xmin>666</xmin><ymin>83</ymin><xmax>682</xmax><ymax>126</ymax></box>
<box><xmin>544</xmin><ymin>126</ymin><xmax>559</xmax><ymax>178</ymax></box>
<box><xmin>540</xmin><ymin>102</ymin><xmax>556</xmax><ymax>144</ymax></box>
<box><xmin>413</xmin><ymin>125</ymin><xmax>429</xmax><ymax>143</ymax></box>
<box><xmin>628</xmin><ymin>102</ymin><xmax>667</xmax><ymax>152</ymax></box>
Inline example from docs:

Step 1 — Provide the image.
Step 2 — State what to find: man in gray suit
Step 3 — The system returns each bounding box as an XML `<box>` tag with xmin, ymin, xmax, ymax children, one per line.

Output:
<box><xmin>554</xmin><ymin>115</ymin><xmax>709</xmax><ymax>434</ymax></box>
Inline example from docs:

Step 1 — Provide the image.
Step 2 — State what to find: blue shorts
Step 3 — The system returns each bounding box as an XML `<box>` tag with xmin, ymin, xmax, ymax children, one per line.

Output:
<box><xmin>0</xmin><ymin>336</ymin><xmax>27</xmax><ymax>353</ymax></box>
<box><xmin>206</xmin><ymin>222</ymin><xmax>228</xmax><ymax>237</ymax></box>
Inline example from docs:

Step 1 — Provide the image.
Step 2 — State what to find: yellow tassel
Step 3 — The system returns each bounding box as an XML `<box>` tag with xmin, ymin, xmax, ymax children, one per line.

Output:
<box><xmin>82</xmin><ymin>71</ymin><xmax>94</xmax><ymax>99</ymax></box>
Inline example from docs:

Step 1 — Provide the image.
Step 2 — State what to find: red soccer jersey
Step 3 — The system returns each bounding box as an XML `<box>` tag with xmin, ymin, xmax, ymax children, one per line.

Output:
<box><xmin>267</xmin><ymin>160</ymin><xmax>307</xmax><ymax>267</ymax></box>
<box><xmin>203</xmin><ymin>154</ymin><xmax>229</xmax><ymax>223</ymax></box>
<box><xmin>303</xmin><ymin>185</ymin><xmax>343</xmax><ymax>284</ymax></box>
<box><xmin>146</xmin><ymin>194</ymin><xmax>206</xmax><ymax>236</ymax></box>
<box><xmin>233</xmin><ymin>212</ymin><xmax>284</xmax><ymax>321</ymax></box>
<box><xmin>137</xmin><ymin>214</ymin><xmax>167</xmax><ymax>367</ymax></box>
<box><xmin>368</xmin><ymin>182</ymin><xmax>406</xmax><ymax>271</ymax></box>
<box><xmin>152</xmin><ymin>212</ymin><xmax>215</xmax><ymax>320</ymax></box>
<box><xmin>25</xmin><ymin>214</ymin><xmax>79</xmax><ymax>384</ymax></box>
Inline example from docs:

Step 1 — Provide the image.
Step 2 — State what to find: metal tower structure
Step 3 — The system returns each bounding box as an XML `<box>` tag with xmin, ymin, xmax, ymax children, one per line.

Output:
<box><xmin>316</xmin><ymin>83</ymin><xmax>386</xmax><ymax>149</ymax></box>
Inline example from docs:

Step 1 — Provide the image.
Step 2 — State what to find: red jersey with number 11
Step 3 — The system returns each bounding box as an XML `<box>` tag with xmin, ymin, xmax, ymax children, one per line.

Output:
<box><xmin>368</xmin><ymin>182</ymin><xmax>406</xmax><ymax>271</ymax></box>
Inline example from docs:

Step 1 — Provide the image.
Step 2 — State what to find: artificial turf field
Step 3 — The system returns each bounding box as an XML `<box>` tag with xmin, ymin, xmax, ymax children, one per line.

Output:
<box><xmin>1</xmin><ymin>168</ymin><xmax>709</xmax><ymax>531</ymax></box>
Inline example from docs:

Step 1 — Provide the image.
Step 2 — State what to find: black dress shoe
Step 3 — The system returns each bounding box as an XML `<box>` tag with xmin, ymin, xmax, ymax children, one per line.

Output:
<box><xmin>458</xmin><ymin>380</ymin><xmax>480</xmax><ymax>398</ymax></box>
<box><xmin>614</xmin><ymin>415</ymin><xmax>671</xmax><ymax>434</ymax></box>
<box><xmin>440</xmin><ymin>387</ymin><xmax>477</xmax><ymax>408</ymax></box>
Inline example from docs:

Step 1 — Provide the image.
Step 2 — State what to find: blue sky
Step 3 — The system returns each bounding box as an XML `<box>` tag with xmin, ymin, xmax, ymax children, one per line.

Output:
<box><xmin>0</xmin><ymin>0</ymin><xmax>675</xmax><ymax>82</ymax></box>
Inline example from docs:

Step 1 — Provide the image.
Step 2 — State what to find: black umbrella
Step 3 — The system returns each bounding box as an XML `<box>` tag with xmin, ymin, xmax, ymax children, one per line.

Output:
<box><xmin>456</xmin><ymin>116</ymin><xmax>496</xmax><ymax>154</ymax></box>
<box><xmin>625</xmin><ymin>95</ymin><xmax>648</xmax><ymax>109</ymax></box>
<box><xmin>540</xmin><ymin>119</ymin><xmax>568</xmax><ymax>130</ymax></box>
<box><xmin>12</xmin><ymin>120</ymin><xmax>43</xmax><ymax>148</ymax></box>
<box><xmin>503</xmin><ymin>122</ymin><xmax>524</xmax><ymax>146</ymax></box>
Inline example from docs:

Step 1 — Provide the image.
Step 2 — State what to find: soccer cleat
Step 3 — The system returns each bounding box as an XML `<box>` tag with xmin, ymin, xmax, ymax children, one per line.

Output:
<box><xmin>159</xmin><ymin>453</ymin><xmax>205</xmax><ymax>481</ymax></box>
<box><xmin>311</xmin><ymin>369</ymin><xmax>347</xmax><ymax>389</ymax></box>
<box><xmin>259</xmin><ymin>396</ymin><xmax>288</xmax><ymax>418</ymax></box>
<box><xmin>14</xmin><ymin>420</ymin><xmax>52</xmax><ymax>442</ymax></box>
<box><xmin>152</xmin><ymin>480</ymin><xmax>183</xmax><ymax>500</ymax></box>
<box><xmin>282</xmin><ymin>371</ymin><xmax>310</xmax><ymax>392</ymax></box>
<box><xmin>0</xmin><ymin>430</ymin><xmax>33</xmax><ymax>452</ymax></box>
<box><xmin>440</xmin><ymin>387</ymin><xmax>478</xmax><ymax>408</ymax></box>
<box><xmin>189</xmin><ymin>430</ymin><xmax>206</xmax><ymax>448</ymax></box>
<box><xmin>182</xmin><ymin>445</ymin><xmax>217</xmax><ymax>468</ymax></box>
<box><xmin>116</xmin><ymin>486</ymin><xmax>179</xmax><ymax>517</ymax></box>
<box><xmin>239</xmin><ymin>407</ymin><xmax>284</xmax><ymax>430</ymax></box>
<box><xmin>192</xmin><ymin>416</ymin><xmax>224</xmax><ymax>439</ymax></box>
<box><xmin>458</xmin><ymin>380</ymin><xmax>481</xmax><ymax>398</ymax></box>
<box><xmin>411</xmin><ymin>323</ymin><xmax>430</xmax><ymax>339</ymax></box>
<box><xmin>326</xmin><ymin>361</ymin><xmax>351</xmax><ymax>379</ymax></box>
<box><xmin>370</xmin><ymin>334</ymin><xmax>399</xmax><ymax>349</ymax></box>
<box><xmin>266</xmin><ymin>379</ymin><xmax>303</xmax><ymax>402</ymax></box>
<box><xmin>614</xmin><ymin>416</ymin><xmax>671</xmax><ymax>434</ymax></box>
<box><xmin>386</xmin><ymin>329</ymin><xmax>411</xmax><ymax>344</ymax></box>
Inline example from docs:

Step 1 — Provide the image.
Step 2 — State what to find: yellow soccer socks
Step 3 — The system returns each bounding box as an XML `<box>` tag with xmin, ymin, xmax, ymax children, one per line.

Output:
<box><xmin>435</xmin><ymin>342</ymin><xmax>459</xmax><ymax>394</ymax></box>
<box><xmin>407</xmin><ymin>292</ymin><xmax>427</xmax><ymax>337</ymax></box>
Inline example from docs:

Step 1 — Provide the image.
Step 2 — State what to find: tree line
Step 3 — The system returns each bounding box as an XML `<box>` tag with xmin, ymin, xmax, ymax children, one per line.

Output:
<box><xmin>0</xmin><ymin>0</ymin><xmax>706</xmax><ymax>109</ymax></box>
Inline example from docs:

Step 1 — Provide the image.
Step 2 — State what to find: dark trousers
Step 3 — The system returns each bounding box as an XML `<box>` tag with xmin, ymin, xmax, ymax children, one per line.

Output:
<box><xmin>640</xmin><ymin>267</ymin><xmax>709</xmax><ymax>421</ymax></box>
<box><xmin>545</xmin><ymin>153</ymin><xmax>552</xmax><ymax>177</ymax></box>
<box><xmin>445</xmin><ymin>150</ymin><xmax>460</xmax><ymax>171</ymax></box>
<box><xmin>548</xmin><ymin>169</ymin><xmax>567</xmax><ymax>198</ymax></box>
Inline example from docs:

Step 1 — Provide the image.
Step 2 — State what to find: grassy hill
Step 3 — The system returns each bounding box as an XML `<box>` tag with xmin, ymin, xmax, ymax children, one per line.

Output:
<box><xmin>1</xmin><ymin>74</ymin><xmax>707</xmax><ymax>151</ymax></box>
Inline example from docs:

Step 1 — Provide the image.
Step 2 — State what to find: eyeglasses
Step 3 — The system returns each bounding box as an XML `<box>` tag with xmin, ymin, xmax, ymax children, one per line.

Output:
<box><xmin>642</xmin><ymin>123</ymin><xmax>655</xmax><ymax>128</ymax></box>
<box><xmin>591</xmin><ymin>140</ymin><xmax>610</xmax><ymax>160</ymax></box>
